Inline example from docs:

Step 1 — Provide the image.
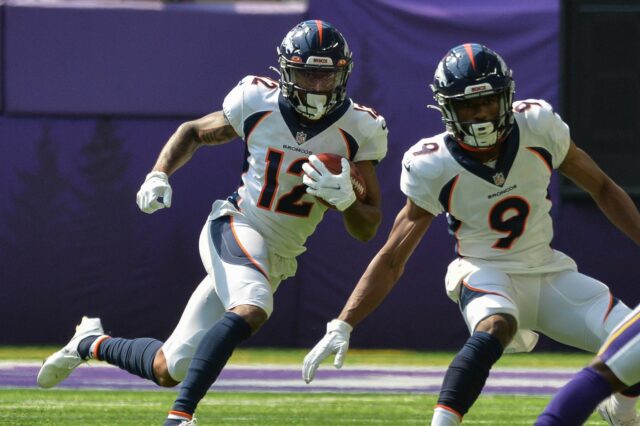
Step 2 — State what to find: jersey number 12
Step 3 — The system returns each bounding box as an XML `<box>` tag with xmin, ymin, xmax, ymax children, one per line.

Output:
<box><xmin>257</xmin><ymin>148</ymin><xmax>313</xmax><ymax>217</ymax></box>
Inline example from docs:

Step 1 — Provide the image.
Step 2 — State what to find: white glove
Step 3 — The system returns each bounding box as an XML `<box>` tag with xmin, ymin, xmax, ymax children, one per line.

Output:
<box><xmin>302</xmin><ymin>319</ymin><xmax>353</xmax><ymax>384</ymax></box>
<box><xmin>136</xmin><ymin>171</ymin><xmax>172</xmax><ymax>214</ymax></box>
<box><xmin>302</xmin><ymin>155</ymin><xmax>356</xmax><ymax>211</ymax></box>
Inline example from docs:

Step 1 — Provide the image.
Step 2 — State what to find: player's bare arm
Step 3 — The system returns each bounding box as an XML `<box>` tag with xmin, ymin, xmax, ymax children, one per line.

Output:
<box><xmin>342</xmin><ymin>160</ymin><xmax>383</xmax><ymax>241</ymax></box>
<box><xmin>339</xmin><ymin>198</ymin><xmax>434</xmax><ymax>327</ymax></box>
<box><xmin>559</xmin><ymin>140</ymin><xmax>640</xmax><ymax>245</ymax></box>
<box><xmin>152</xmin><ymin>111</ymin><xmax>239</xmax><ymax>176</ymax></box>
<box><xmin>302</xmin><ymin>199</ymin><xmax>432</xmax><ymax>383</ymax></box>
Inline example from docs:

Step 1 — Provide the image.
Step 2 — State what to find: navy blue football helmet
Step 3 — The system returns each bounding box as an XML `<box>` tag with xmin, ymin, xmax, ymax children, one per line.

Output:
<box><xmin>431</xmin><ymin>43</ymin><xmax>515</xmax><ymax>149</ymax></box>
<box><xmin>277</xmin><ymin>20</ymin><xmax>353</xmax><ymax>120</ymax></box>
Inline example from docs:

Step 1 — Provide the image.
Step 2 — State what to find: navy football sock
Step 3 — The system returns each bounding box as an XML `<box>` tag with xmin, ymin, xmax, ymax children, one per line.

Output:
<box><xmin>535</xmin><ymin>366</ymin><xmax>613</xmax><ymax>425</ymax></box>
<box><xmin>163</xmin><ymin>413</ymin><xmax>193</xmax><ymax>426</ymax></box>
<box><xmin>91</xmin><ymin>337</ymin><xmax>163</xmax><ymax>383</ymax></box>
<box><xmin>170</xmin><ymin>312</ymin><xmax>252</xmax><ymax>416</ymax></box>
<box><xmin>436</xmin><ymin>331</ymin><xmax>504</xmax><ymax>416</ymax></box>
<box><xmin>77</xmin><ymin>335</ymin><xmax>99</xmax><ymax>359</ymax></box>
<box><xmin>622</xmin><ymin>382</ymin><xmax>640</xmax><ymax>397</ymax></box>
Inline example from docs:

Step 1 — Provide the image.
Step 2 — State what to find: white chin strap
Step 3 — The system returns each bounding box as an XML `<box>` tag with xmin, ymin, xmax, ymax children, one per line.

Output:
<box><xmin>463</xmin><ymin>121</ymin><xmax>498</xmax><ymax>148</ymax></box>
<box><xmin>301</xmin><ymin>93</ymin><xmax>328</xmax><ymax>120</ymax></box>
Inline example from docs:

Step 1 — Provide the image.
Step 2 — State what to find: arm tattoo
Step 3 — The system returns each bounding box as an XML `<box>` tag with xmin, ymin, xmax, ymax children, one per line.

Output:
<box><xmin>152</xmin><ymin>111</ymin><xmax>237</xmax><ymax>175</ymax></box>
<box><xmin>200</xmin><ymin>124</ymin><xmax>237</xmax><ymax>145</ymax></box>
<box><xmin>197</xmin><ymin>111</ymin><xmax>238</xmax><ymax>145</ymax></box>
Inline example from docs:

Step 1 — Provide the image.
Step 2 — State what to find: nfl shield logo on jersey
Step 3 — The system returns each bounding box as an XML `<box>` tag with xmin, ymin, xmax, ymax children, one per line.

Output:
<box><xmin>295</xmin><ymin>131</ymin><xmax>307</xmax><ymax>145</ymax></box>
<box><xmin>492</xmin><ymin>172</ymin><xmax>506</xmax><ymax>186</ymax></box>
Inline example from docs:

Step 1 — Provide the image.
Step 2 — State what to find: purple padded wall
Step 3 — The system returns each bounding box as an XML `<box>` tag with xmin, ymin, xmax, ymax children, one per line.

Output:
<box><xmin>1</xmin><ymin>0</ymin><xmax>637</xmax><ymax>350</ymax></box>
<box><xmin>303</xmin><ymin>0</ymin><xmax>560</xmax><ymax>350</ymax></box>
<box><xmin>0</xmin><ymin>3</ymin><xmax>4</xmax><ymax>112</ymax></box>
<box><xmin>4</xmin><ymin>1</ymin><xmax>303</xmax><ymax>116</ymax></box>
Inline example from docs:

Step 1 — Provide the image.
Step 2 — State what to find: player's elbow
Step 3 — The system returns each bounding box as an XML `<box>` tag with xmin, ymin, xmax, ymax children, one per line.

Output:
<box><xmin>356</xmin><ymin>227</ymin><xmax>378</xmax><ymax>242</ymax></box>
<box><xmin>592</xmin><ymin>176</ymin><xmax>620</xmax><ymax>201</ymax></box>
<box><xmin>176</xmin><ymin>121</ymin><xmax>201</xmax><ymax>146</ymax></box>
<box><xmin>346</xmin><ymin>209</ymin><xmax>382</xmax><ymax>242</ymax></box>
<box><xmin>378</xmin><ymin>252</ymin><xmax>405</xmax><ymax>283</ymax></box>
<box><xmin>348</xmin><ymin>221</ymin><xmax>380</xmax><ymax>242</ymax></box>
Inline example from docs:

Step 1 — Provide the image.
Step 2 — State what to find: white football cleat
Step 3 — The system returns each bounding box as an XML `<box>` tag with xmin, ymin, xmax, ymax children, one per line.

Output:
<box><xmin>165</xmin><ymin>417</ymin><xmax>197</xmax><ymax>426</ymax></box>
<box><xmin>598</xmin><ymin>397</ymin><xmax>640</xmax><ymax>426</ymax></box>
<box><xmin>36</xmin><ymin>316</ymin><xmax>105</xmax><ymax>388</ymax></box>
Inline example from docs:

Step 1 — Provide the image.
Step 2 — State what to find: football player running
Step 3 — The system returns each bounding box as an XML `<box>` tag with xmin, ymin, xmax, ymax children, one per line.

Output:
<box><xmin>302</xmin><ymin>43</ymin><xmax>640</xmax><ymax>426</ymax></box>
<box><xmin>37</xmin><ymin>20</ymin><xmax>388</xmax><ymax>425</ymax></box>
<box><xmin>537</xmin><ymin>302</ymin><xmax>640</xmax><ymax>425</ymax></box>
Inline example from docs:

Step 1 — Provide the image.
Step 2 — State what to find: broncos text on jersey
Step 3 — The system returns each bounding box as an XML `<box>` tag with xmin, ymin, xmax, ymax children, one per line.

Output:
<box><xmin>401</xmin><ymin>99</ymin><xmax>572</xmax><ymax>270</ymax></box>
<box><xmin>221</xmin><ymin>75</ymin><xmax>388</xmax><ymax>258</ymax></box>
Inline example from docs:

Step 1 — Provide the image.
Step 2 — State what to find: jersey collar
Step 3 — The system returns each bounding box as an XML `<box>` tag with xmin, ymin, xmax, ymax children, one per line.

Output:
<box><xmin>445</xmin><ymin>122</ymin><xmax>520</xmax><ymax>187</ymax></box>
<box><xmin>278</xmin><ymin>94</ymin><xmax>351</xmax><ymax>143</ymax></box>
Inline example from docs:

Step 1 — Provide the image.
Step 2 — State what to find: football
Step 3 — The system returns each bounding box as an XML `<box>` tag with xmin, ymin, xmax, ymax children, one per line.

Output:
<box><xmin>310</xmin><ymin>153</ymin><xmax>367</xmax><ymax>207</ymax></box>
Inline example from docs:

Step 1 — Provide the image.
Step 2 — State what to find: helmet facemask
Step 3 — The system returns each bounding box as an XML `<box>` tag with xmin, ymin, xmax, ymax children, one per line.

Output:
<box><xmin>277</xmin><ymin>20</ymin><xmax>353</xmax><ymax>121</ymax></box>
<box><xmin>436</xmin><ymin>86</ymin><xmax>514</xmax><ymax>149</ymax></box>
<box><xmin>429</xmin><ymin>43</ymin><xmax>516</xmax><ymax>150</ymax></box>
<box><xmin>279</xmin><ymin>58</ymin><xmax>351</xmax><ymax>120</ymax></box>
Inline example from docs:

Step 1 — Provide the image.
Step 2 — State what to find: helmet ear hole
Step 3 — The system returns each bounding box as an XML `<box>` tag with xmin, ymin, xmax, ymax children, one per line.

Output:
<box><xmin>277</xmin><ymin>20</ymin><xmax>353</xmax><ymax>120</ymax></box>
<box><xmin>430</xmin><ymin>43</ymin><xmax>515</xmax><ymax>149</ymax></box>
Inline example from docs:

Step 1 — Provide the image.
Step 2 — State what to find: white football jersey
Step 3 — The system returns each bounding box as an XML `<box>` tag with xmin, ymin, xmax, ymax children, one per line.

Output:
<box><xmin>222</xmin><ymin>75</ymin><xmax>388</xmax><ymax>258</ymax></box>
<box><xmin>401</xmin><ymin>99</ymin><xmax>571</xmax><ymax>270</ymax></box>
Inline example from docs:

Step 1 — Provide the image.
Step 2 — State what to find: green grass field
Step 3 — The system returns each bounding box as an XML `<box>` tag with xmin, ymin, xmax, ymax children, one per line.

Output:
<box><xmin>0</xmin><ymin>347</ymin><xmax>605</xmax><ymax>425</ymax></box>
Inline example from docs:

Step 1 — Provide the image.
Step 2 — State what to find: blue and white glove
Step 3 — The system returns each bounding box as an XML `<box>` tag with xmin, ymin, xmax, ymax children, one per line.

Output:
<box><xmin>302</xmin><ymin>155</ymin><xmax>356</xmax><ymax>211</ymax></box>
<box><xmin>302</xmin><ymin>319</ymin><xmax>353</xmax><ymax>383</ymax></box>
<box><xmin>136</xmin><ymin>171</ymin><xmax>172</xmax><ymax>214</ymax></box>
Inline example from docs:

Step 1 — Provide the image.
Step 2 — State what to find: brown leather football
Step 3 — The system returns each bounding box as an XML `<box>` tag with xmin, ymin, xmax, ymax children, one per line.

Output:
<box><xmin>311</xmin><ymin>153</ymin><xmax>367</xmax><ymax>207</ymax></box>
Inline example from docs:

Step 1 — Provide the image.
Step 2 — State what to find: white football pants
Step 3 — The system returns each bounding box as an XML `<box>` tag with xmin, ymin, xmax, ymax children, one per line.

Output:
<box><xmin>161</xmin><ymin>214</ymin><xmax>295</xmax><ymax>381</ymax></box>
<box><xmin>454</xmin><ymin>265</ymin><xmax>631</xmax><ymax>354</ymax></box>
